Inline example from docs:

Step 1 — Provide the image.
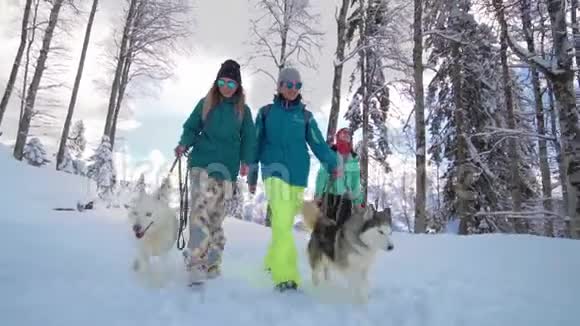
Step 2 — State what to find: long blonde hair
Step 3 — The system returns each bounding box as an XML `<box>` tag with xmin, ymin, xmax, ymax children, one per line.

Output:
<box><xmin>201</xmin><ymin>83</ymin><xmax>246</xmax><ymax>121</ymax></box>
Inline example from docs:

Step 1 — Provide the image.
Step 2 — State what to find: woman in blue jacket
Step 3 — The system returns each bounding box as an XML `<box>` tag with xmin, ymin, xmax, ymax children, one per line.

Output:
<box><xmin>248</xmin><ymin>67</ymin><xmax>340</xmax><ymax>292</ymax></box>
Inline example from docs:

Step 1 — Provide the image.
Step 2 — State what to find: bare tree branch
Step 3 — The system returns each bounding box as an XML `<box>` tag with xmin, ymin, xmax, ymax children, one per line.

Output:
<box><xmin>247</xmin><ymin>0</ymin><xmax>324</xmax><ymax>78</ymax></box>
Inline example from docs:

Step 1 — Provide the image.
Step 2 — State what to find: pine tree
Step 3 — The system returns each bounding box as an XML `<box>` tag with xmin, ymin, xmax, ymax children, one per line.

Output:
<box><xmin>23</xmin><ymin>137</ymin><xmax>50</xmax><ymax>167</ymax></box>
<box><xmin>134</xmin><ymin>173</ymin><xmax>146</xmax><ymax>195</ymax></box>
<box><xmin>58</xmin><ymin>140</ymin><xmax>86</xmax><ymax>176</ymax></box>
<box><xmin>68</xmin><ymin>120</ymin><xmax>87</xmax><ymax>159</ymax></box>
<box><xmin>344</xmin><ymin>0</ymin><xmax>394</xmax><ymax>173</ymax></box>
<box><xmin>426</xmin><ymin>2</ymin><xmax>517</xmax><ymax>234</ymax></box>
<box><xmin>57</xmin><ymin>147</ymin><xmax>76</xmax><ymax>174</ymax></box>
<box><xmin>343</xmin><ymin>0</ymin><xmax>408</xmax><ymax>201</ymax></box>
<box><xmin>86</xmin><ymin>136</ymin><xmax>116</xmax><ymax>204</ymax></box>
<box><xmin>155</xmin><ymin>177</ymin><xmax>172</xmax><ymax>203</ymax></box>
<box><xmin>225</xmin><ymin>178</ymin><xmax>244</xmax><ymax>220</ymax></box>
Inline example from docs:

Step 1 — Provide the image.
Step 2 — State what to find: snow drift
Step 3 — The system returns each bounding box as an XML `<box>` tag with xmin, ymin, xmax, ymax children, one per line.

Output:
<box><xmin>1</xmin><ymin>145</ymin><xmax>579</xmax><ymax>326</ymax></box>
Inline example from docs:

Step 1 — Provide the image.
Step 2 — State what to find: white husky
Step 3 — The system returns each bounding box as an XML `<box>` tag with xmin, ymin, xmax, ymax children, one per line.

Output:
<box><xmin>126</xmin><ymin>178</ymin><xmax>179</xmax><ymax>287</ymax></box>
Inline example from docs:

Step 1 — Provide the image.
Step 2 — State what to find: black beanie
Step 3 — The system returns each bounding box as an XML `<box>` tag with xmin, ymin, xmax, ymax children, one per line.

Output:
<box><xmin>216</xmin><ymin>59</ymin><xmax>242</xmax><ymax>85</ymax></box>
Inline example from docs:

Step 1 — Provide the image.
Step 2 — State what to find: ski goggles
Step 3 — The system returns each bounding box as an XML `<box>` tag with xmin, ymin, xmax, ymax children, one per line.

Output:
<box><xmin>280</xmin><ymin>80</ymin><xmax>302</xmax><ymax>90</ymax></box>
<box><xmin>217</xmin><ymin>78</ymin><xmax>237</xmax><ymax>89</ymax></box>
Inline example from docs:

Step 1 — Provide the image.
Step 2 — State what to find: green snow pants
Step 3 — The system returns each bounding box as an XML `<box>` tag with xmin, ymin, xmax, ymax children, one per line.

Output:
<box><xmin>263</xmin><ymin>177</ymin><xmax>305</xmax><ymax>285</ymax></box>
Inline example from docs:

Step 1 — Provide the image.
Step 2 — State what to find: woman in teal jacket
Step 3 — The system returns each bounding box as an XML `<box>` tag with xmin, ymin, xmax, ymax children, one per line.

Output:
<box><xmin>175</xmin><ymin>59</ymin><xmax>256</xmax><ymax>285</ymax></box>
<box><xmin>314</xmin><ymin>128</ymin><xmax>364</xmax><ymax>228</ymax></box>
<box><xmin>248</xmin><ymin>67</ymin><xmax>340</xmax><ymax>292</ymax></box>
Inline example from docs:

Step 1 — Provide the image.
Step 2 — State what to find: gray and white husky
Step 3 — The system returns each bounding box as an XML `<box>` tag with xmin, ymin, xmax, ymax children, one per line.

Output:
<box><xmin>304</xmin><ymin>201</ymin><xmax>394</xmax><ymax>303</ymax></box>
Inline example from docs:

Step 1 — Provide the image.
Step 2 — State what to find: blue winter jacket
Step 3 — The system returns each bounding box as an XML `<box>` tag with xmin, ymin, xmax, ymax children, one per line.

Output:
<box><xmin>248</xmin><ymin>95</ymin><xmax>338</xmax><ymax>188</ymax></box>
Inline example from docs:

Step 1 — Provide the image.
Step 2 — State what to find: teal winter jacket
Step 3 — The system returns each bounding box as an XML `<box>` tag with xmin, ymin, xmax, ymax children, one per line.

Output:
<box><xmin>248</xmin><ymin>95</ymin><xmax>338</xmax><ymax>188</ymax></box>
<box><xmin>314</xmin><ymin>146</ymin><xmax>364</xmax><ymax>205</ymax></box>
<box><xmin>178</xmin><ymin>96</ymin><xmax>256</xmax><ymax>181</ymax></box>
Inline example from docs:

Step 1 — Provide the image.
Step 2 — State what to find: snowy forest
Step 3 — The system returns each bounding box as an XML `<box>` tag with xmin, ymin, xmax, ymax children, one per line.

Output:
<box><xmin>0</xmin><ymin>0</ymin><xmax>579</xmax><ymax>240</ymax></box>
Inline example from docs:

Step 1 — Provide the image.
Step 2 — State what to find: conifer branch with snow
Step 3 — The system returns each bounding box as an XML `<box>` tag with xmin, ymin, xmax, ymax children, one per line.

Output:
<box><xmin>23</xmin><ymin>137</ymin><xmax>50</xmax><ymax>167</ymax></box>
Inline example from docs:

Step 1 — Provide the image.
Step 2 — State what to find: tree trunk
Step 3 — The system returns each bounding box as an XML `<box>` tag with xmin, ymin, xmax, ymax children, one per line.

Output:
<box><xmin>545</xmin><ymin>0</ymin><xmax>580</xmax><ymax>238</ymax></box>
<box><xmin>494</xmin><ymin>0</ymin><xmax>524</xmax><ymax>232</ymax></box>
<box><xmin>103</xmin><ymin>0</ymin><xmax>138</xmax><ymax>142</ymax></box>
<box><xmin>110</xmin><ymin>5</ymin><xmax>140</xmax><ymax>150</ymax></box>
<box><xmin>359</xmin><ymin>0</ymin><xmax>369</xmax><ymax>204</ymax></box>
<box><xmin>547</xmin><ymin>81</ymin><xmax>569</xmax><ymax>217</ymax></box>
<box><xmin>521</xmin><ymin>0</ymin><xmax>553</xmax><ymax>235</ymax></box>
<box><xmin>452</xmin><ymin>44</ymin><xmax>470</xmax><ymax>235</ymax></box>
<box><xmin>0</xmin><ymin>0</ymin><xmax>33</xmax><ymax>128</ymax></box>
<box><xmin>110</xmin><ymin>45</ymin><xmax>133</xmax><ymax>149</ymax></box>
<box><xmin>413</xmin><ymin>0</ymin><xmax>426</xmax><ymax>234</ymax></box>
<box><xmin>326</xmin><ymin>0</ymin><xmax>350</xmax><ymax>143</ymax></box>
<box><xmin>570</xmin><ymin>0</ymin><xmax>580</xmax><ymax>89</ymax></box>
<box><xmin>57</xmin><ymin>0</ymin><xmax>99</xmax><ymax>170</ymax></box>
<box><xmin>278</xmin><ymin>1</ymin><xmax>289</xmax><ymax>71</ymax></box>
<box><xmin>13</xmin><ymin>0</ymin><xmax>65</xmax><ymax>160</ymax></box>
<box><xmin>19</xmin><ymin>0</ymin><xmax>40</xmax><ymax>123</ymax></box>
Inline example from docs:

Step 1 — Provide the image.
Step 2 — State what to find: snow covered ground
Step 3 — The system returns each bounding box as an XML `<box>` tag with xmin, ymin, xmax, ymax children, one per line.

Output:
<box><xmin>1</xmin><ymin>145</ymin><xmax>580</xmax><ymax>326</ymax></box>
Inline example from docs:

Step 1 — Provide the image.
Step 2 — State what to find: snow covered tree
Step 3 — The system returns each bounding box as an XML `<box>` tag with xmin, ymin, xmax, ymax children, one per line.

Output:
<box><xmin>517</xmin><ymin>0</ymin><xmax>553</xmax><ymax>221</ymax></box>
<box><xmin>56</xmin><ymin>0</ymin><xmax>99</xmax><ymax>171</ymax></box>
<box><xmin>326</xmin><ymin>0</ymin><xmax>355</xmax><ymax>141</ymax></box>
<box><xmin>247</xmin><ymin>0</ymin><xmax>324</xmax><ymax>81</ymax></box>
<box><xmin>86</xmin><ymin>136</ymin><xmax>116</xmax><ymax>204</ymax></box>
<box><xmin>0</xmin><ymin>0</ymin><xmax>33</xmax><ymax>128</ymax></box>
<box><xmin>426</xmin><ymin>1</ymin><xmax>499</xmax><ymax>234</ymax></box>
<box><xmin>425</xmin><ymin>1</ymin><xmax>540</xmax><ymax>235</ymax></box>
<box><xmin>13</xmin><ymin>0</ymin><xmax>66</xmax><ymax>161</ymax></box>
<box><xmin>155</xmin><ymin>176</ymin><xmax>172</xmax><ymax>203</ymax></box>
<box><xmin>343</xmin><ymin>0</ymin><xmax>410</xmax><ymax>201</ymax></box>
<box><xmin>68</xmin><ymin>120</ymin><xmax>87</xmax><ymax>159</ymax></box>
<box><xmin>134</xmin><ymin>173</ymin><xmax>146</xmax><ymax>195</ymax></box>
<box><xmin>57</xmin><ymin>146</ymin><xmax>76</xmax><ymax>174</ymax></box>
<box><xmin>225</xmin><ymin>178</ymin><xmax>244</xmax><ymax>220</ymax></box>
<box><xmin>56</xmin><ymin>120</ymin><xmax>87</xmax><ymax>176</ymax></box>
<box><xmin>103</xmin><ymin>0</ymin><xmax>193</xmax><ymax>149</ymax></box>
<box><xmin>500</xmin><ymin>0</ymin><xmax>580</xmax><ymax>238</ymax></box>
<box><xmin>23</xmin><ymin>137</ymin><xmax>50</xmax><ymax>167</ymax></box>
<box><xmin>125</xmin><ymin>173</ymin><xmax>147</xmax><ymax>205</ymax></box>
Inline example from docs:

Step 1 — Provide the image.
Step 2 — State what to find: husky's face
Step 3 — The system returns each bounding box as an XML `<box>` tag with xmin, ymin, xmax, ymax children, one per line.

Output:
<box><xmin>359</xmin><ymin>207</ymin><xmax>395</xmax><ymax>251</ymax></box>
<box><xmin>126</xmin><ymin>194</ymin><xmax>159</xmax><ymax>239</ymax></box>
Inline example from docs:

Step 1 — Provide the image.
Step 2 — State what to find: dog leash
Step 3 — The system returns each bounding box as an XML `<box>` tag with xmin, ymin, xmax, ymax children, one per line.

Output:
<box><xmin>320</xmin><ymin>172</ymin><xmax>341</xmax><ymax>222</ymax></box>
<box><xmin>169</xmin><ymin>152</ymin><xmax>190</xmax><ymax>251</ymax></box>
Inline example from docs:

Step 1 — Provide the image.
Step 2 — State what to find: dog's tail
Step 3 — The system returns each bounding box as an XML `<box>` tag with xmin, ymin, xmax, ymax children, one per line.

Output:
<box><xmin>301</xmin><ymin>200</ymin><xmax>321</xmax><ymax>232</ymax></box>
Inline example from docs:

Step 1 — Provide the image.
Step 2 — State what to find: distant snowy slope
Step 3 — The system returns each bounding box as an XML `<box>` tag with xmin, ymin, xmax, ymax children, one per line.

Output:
<box><xmin>1</xmin><ymin>144</ymin><xmax>99</xmax><ymax>216</ymax></box>
<box><xmin>1</xmin><ymin>145</ymin><xmax>579</xmax><ymax>326</ymax></box>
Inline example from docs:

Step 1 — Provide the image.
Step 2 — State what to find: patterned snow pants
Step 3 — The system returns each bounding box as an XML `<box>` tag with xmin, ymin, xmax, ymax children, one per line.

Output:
<box><xmin>184</xmin><ymin>167</ymin><xmax>233</xmax><ymax>282</ymax></box>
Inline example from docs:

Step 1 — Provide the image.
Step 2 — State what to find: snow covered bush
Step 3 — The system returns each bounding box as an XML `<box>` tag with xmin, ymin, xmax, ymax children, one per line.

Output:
<box><xmin>23</xmin><ymin>137</ymin><xmax>50</xmax><ymax>167</ymax></box>
<box><xmin>57</xmin><ymin>147</ymin><xmax>76</xmax><ymax>174</ymax></box>
<box><xmin>58</xmin><ymin>146</ymin><xmax>86</xmax><ymax>175</ymax></box>
<box><xmin>225</xmin><ymin>178</ymin><xmax>244</xmax><ymax>220</ymax></box>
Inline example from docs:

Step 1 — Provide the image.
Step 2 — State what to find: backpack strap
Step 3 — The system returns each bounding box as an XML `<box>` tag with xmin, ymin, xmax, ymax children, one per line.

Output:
<box><xmin>261</xmin><ymin>104</ymin><xmax>272</xmax><ymax>130</ymax></box>
<box><xmin>261</xmin><ymin>104</ymin><xmax>311</xmax><ymax>139</ymax></box>
<box><xmin>303</xmin><ymin>109</ymin><xmax>312</xmax><ymax>138</ymax></box>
